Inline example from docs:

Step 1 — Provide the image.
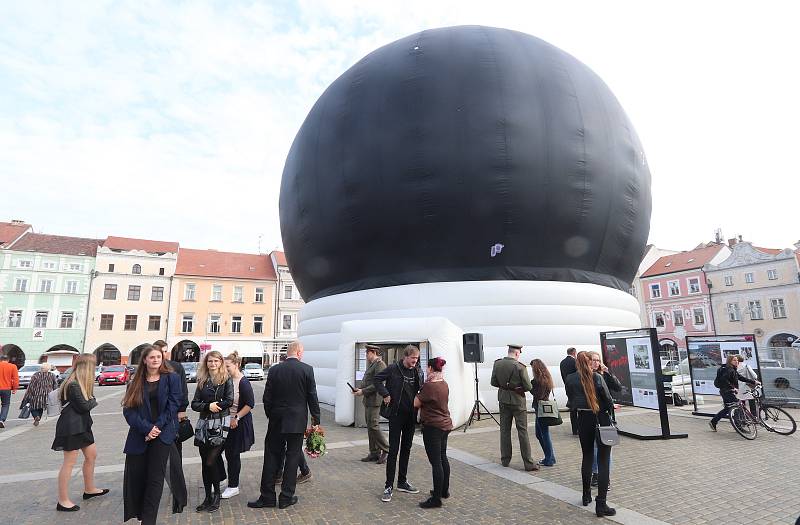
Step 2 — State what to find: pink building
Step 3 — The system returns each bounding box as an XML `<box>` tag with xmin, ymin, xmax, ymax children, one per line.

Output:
<box><xmin>639</xmin><ymin>243</ymin><xmax>730</xmax><ymax>360</ymax></box>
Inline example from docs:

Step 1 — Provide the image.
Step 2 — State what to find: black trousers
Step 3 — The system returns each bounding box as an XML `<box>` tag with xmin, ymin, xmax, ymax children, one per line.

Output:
<box><xmin>225</xmin><ymin>449</ymin><xmax>241</xmax><ymax>488</ymax></box>
<box><xmin>198</xmin><ymin>443</ymin><xmax>226</xmax><ymax>495</ymax></box>
<box><xmin>259</xmin><ymin>421</ymin><xmax>303</xmax><ymax>503</ymax></box>
<box><xmin>570</xmin><ymin>407</ymin><xmax>579</xmax><ymax>435</ymax></box>
<box><xmin>578</xmin><ymin>412</ymin><xmax>610</xmax><ymax>502</ymax></box>
<box><xmin>385</xmin><ymin>408</ymin><xmax>415</xmax><ymax>488</ymax></box>
<box><xmin>422</xmin><ymin>425</ymin><xmax>450</xmax><ymax>500</ymax></box>
<box><xmin>277</xmin><ymin>441</ymin><xmax>310</xmax><ymax>476</ymax></box>
<box><xmin>711</xmin><ymin>390</ymin><xmax>739</xmax><ymax>425</ymax></box>
<box><xmin>123</xmin><ymin>439</ymin><xmax>171</xmax><ymax>525</ymax></box>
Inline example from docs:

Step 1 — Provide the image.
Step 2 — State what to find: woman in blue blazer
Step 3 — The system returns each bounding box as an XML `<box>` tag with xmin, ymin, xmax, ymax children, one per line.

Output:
<box><xmin>122</xmin><ymin>344</ymin><xmax>182</xmax><ymax>525</ymax></box>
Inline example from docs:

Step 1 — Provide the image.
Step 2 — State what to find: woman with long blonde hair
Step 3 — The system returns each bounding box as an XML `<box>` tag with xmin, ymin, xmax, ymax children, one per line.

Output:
<box><xmin>52</xmin><ymin>354</ymin><xmax>108</xmax><ymax>511</ymax></box>
<box><xmin>564</xmin><ymin>351</ymin><xmax>615</xmax><ymax>517</ymax></box>
<box><xmin>191</xmin><ymin>351</ymin><xmax>233</xmax><ymax>513</ymax></box>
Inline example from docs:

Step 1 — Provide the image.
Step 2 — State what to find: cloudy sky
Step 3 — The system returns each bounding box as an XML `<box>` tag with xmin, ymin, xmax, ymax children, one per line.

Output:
<box><xmin>2</xmin><ymin>1</ymin><xmax>798</xmax><ymax>254</ymax></box>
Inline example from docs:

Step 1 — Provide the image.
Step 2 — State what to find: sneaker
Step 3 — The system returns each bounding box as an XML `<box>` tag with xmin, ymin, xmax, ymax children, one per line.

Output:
<box><xmin>0</xmin><ymin>421</ymin><xmax>5</xmax><ymax>429</ymax></box>
<box><xmin>381</xmin><ymin>487</ymin><xmax>393</xmax><ymax>502</ymax></box>
<box><xmin>220</xmin><ymin>487</ymin><xmax>239</xmax><ymax>499</ymax></box>
<box><xmin>590</xmin><ymin>473</ymin><xmax>598</xmax><ymax>487</ymax></box>
<box><xmin>396</xmin><ymin>481</ymin><xmax>419</xmax><ymax>494</ymax></box>
<box><xmin>297</xmin><ymin>472</ymin><xmax>313</xmax><ymax>484</ymax></box>
<box><xmin>708</xmin><ymin>420</ymin><xmax>717</xmax><ymax>432</ymax></box>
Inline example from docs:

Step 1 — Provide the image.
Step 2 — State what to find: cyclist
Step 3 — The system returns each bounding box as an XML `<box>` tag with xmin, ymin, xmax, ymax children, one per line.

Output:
<box><xmin>735</xmin><ymin>355</ymin><xmax>758</xmax><ymax>414</ymax></box>
<box><xmin>709</xmin><ymin>355</ymin><xmax>760</xmax><ymax>432</ymax></box>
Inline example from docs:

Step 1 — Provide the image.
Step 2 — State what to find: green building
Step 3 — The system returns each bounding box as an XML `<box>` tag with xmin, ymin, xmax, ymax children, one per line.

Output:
<box><xmin>0</xmin><ymin>232</ymin><xmax>101</xmax><ymax>365</ymax></box>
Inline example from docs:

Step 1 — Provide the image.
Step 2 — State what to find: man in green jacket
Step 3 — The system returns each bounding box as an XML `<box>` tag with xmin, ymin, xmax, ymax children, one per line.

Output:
<box><xmin>353</xmin><ymin>345</ymin><xmax>389</xmax><ymax>464</ymax></box>
<box><xmin>490</xmin><ymin>344</ymin><xmax>537</xmax><ymax>471</ymax></box>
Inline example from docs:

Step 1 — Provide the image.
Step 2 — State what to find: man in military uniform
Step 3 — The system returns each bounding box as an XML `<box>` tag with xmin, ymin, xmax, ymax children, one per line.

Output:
<box><xmin>353</xmin><ymin>345</ymin><xmax>389</xmax><ymax>464</ymax></box>
<box><xmin>491</xmin><ymin>344</ymin><xmax>538</xmax><ymax>471</ymax></box>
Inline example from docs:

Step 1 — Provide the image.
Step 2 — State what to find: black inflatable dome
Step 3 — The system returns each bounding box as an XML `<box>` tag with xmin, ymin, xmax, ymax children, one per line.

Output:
<box><xmin>280</xmin><ymin>25</ymin><xmax>651</xmax><ymax>302</ymax></box>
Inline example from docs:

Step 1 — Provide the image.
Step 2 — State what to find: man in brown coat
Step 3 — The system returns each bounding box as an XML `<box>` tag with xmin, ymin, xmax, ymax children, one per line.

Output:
<box><xmin>353</xmin><ymin>345</ymin><xmax>389</xmax><ymax>463</ymax></box>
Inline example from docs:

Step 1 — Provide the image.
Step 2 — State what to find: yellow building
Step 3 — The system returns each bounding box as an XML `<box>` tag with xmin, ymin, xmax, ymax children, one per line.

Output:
<box><xmin>169</xmin><ymin>248</ymin><xmax>277</xmax><ymax>365</ymax></box>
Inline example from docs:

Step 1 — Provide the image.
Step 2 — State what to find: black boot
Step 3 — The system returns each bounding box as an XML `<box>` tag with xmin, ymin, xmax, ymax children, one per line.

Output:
<box><xmin>595</xmin><ymin>499</ymin><xmax>616</xmax><ymax>517</ymax></box>
<box><xmin>419</xmin><ymin>496</ymin><xmax>442</xmax><ymax>508</ymax></box>
<box><xmin>196</xmin><ymin>495</ymin><xmax>212</xmax><ymax>512</ymax></box>
<box><xmin>207</xmin><ymin>492</ymin><xmax>221</xmax><ymax>512</ymax></box>
<box><xmin>582</xmin><ymin>490</ymin><xmax>592</xmax><ymax>507</ymax></box>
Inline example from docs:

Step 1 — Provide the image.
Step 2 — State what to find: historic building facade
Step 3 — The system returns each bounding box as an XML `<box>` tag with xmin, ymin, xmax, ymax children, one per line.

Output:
<box><xmin>84</xmin><ymin>236</ymin><xmax>178</xmax><ymax>364</ymax></box>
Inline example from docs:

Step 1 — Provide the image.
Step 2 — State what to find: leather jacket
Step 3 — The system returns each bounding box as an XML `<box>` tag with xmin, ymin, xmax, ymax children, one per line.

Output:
<box><xmin>191</xmin><ymin>377</ymin><xmax>234</xmax><ymax>418</ymax></box>
<box><xmin>564</xmin><ymin>371</ymin><xmax>614</xmax><ymax>424</ymax></box>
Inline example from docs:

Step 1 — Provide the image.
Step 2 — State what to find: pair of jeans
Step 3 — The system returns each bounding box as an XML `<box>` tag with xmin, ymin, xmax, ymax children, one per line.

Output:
<box><xmin>422</xmin><ymin>425</ymin><xmax>450</xmax><ymax>500</ymax></box>
<box><xmin>578</xmin><ymin>411</ymin><xmax>611</xmax><ymax>502</ymax></box>
<box><xmin>711</xmin><ymin>390</ymin><xmax>739</xmax><ymax>425</ymax></box>
<box><xmin>0</xmin><ymin>390</ymin><xmax>10</xmax><ymax>422</ymax></box>
<box><xmin>592</xmin><ymin>443</ymin><xmax>612</xmax><ymax>474</ymax></box>
<box><xmin>534</xmin><ymin>414</ymin><xmax>556</xmax><ymax>465</ymax></box>
<box><xmin>385</xmin><ymin>407</ymin><xmax>415</xmax><ymax>488</ymax></box>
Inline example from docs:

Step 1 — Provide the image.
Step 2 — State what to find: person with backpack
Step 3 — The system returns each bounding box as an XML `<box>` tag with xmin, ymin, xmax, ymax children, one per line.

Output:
<box><xmin>709</xmin><ymin>354</ymin><xmax>760</xmax><ymax>431</ymax></box>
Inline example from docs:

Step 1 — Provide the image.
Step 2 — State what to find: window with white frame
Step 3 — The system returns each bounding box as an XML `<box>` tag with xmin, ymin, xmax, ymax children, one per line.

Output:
<box><xmin>39</xmin><ymin>279</ymin><xmax>54</xmax><ymax>293</ymax></box>
<box><xmin>100</xmin><ymin>314</ymin><xmax>114</xmax><ymax>330</ymax></box>
<box><xmin>17</xmin><ymin>259</ymin><xmax>32</xmax><ymax>268</ymax></box>
<box><xmin>768</xmin><ymin>269</ymin><xmax>778</xmax><ymax>280</ymax></box>
<box><xmin>60</xmin><ymin>312</ymin><xmax>74</xmax><ymax>328</ymax></box>
<box><xmin>673</xmin><ymin>309</ymin><xmax>684</xmax><ymax>326</ymax></box>
<box><xmin>42</xmin><ymin>261</ymin><xmax>56</xmax><ymax>270</ymax></box>
<box><xmin>65</xmin><ymin>280</ymin><xmax>78</xmax><ymax>294</ymax></box>
<box><xmin>151</xmin><ymin>286</ymin><xmax>164</xmax><ymax>301</ymax></box>
<box><xmin>231</xmin><ymin>315</ymin><xmax>242</xmax><ymax>333</ymax></box>
<box><xmin>771</xmin><ymin>298</ymin><xmax>787</xmax><ymax>319</ymax></box>
<box><xmin>132</xmin><ymin>264</ymin><xmax>141</xmax><ymax>274</ymax></box>
<box><xmin>148</xmin><ymin>316</ymin><xmax>161</xmax><ymax>331</ymax></box>
<box><xmin>284</xmin><ymin>284</ymin><xmax>293</xmax><ymax>300</ymax></box>
<box><xmin>104</xmin><ymin>283</ymin><xmax>117</xmax><ymax>299</ymax></box>
<box><xmin>14</xmin><ymin>278</ymin><xmax>28</xmax><ymax>292</ymax></box>
<box><xmin>668</xmin><ymin>280</ymin><xmax>680</xmax><ymax>296</ymax></box>
<box><xmin>253</xmin><ymin>315</ymin><xmax>264</xmax><ymax>334</ymax></box>
<box><xmin>745</xmin><ymin>272</ymin><xmax>754</xmax><ymax>284</ymax></box>
<box><xmin>688</xmin><ymin>277</ymin><xmax>701</xmax><ymax>294</ymax></box>
<box><xmin>181</xmin><ymin>314</ymin><xmax>194</xmax><ymax>333</ymax></box>
<box><xmin>34</xmin><ymin>311</ymin><xmax>48</xmax><ymax>328</ymax></box>
<box><xmin>727</xmin><ymin>303</ymin><xmax>740</xmax><ymax>322</ymax></box>
<box><xmin>7</xmin><ymin>310</ymin><xmax>22</xmax><ymax>328</ymax></box>
<box><xmin>649</xmin><ymin>283</ymin><xmax>661</xmax><ymax>299</ymax></box>
<box><xmin>128</xmin><ymin>285</ymin><xmax>141</xmax><ymax>301</ymax></box>
<box><xmin>254</xmin><ymin>287</ymin><xmax>264</xmax><ymax>303</ymax></box>
<box><xmin>212</xmin><ymin>285</ymin><xmax>222</xmax><ymax>302</ymax></box>
<box><xmin>653</xmin><ymin>312</ymin><xmax>665</xmax><ymax>328</ymax></box>
<box><xmin>282</xmin><ymin>314</ymin><xmax>293</xmax><ymax>331</ymax></box>
<box><xmin>124</xmin><ymin>315</ymin><xmax>137</xmax><ymax>331</ymax></box>
<box><xmin>209</xmin><ymin>314</ymin><xmax>221</xmax><ymax>333</ymax></box>
<box><xmin>693</xmin><ymin>307</ymin><xmax>706</xmax><ymax>325</ymax></box>
<box><xmin>748</xmin><ymin>300</ymin><xmax>763</xmax><ymax>320</ymax></box>
<box><xmin>724</xmin><ymin>276</ymin><xmax>734</xmax><ymax>286</ymax></box>
<box><xmin>233</xmin><ymin>286</ymin><xmax>243</xmax><ymax>303</ymax></box>
<box><xmin>629</xmin><ymin>286</ymin><xmax>638</xmax><ymax>298</ymax></box>
<box><xmin>184</xmin><ymin>283</ymin><xmax>196</xmax><ymax>301</ymax></box>
<box><xmin>68</xmin><ymin>263</ymin><xmax>82</xmax><ymax>271</ymax></box>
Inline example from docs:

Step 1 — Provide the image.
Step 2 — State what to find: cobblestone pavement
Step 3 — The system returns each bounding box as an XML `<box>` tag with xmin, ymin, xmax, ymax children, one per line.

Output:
<box><xmin>1</xmin><ymin>384</ymin><xmax>798</xmax><ymax>524</ymax></box>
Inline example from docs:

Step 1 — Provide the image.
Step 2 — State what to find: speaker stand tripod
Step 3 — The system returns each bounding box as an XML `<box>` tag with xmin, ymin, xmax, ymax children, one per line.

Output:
<box><xmin>460</xmin><ymin>362</ymin><xmax>498</xmax><ymax>432</ymax></box>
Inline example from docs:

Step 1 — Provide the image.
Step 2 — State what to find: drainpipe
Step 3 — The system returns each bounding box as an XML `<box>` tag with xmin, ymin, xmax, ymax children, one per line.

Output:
<box><xmin>81</xmin><ymin>269</ymin><xmax>97</xmax><ymax>354</ymax></box>
<box><xmin>164</xmin><ymin>275</ymin><xmax>173</xmax><ymax>344</ymax></box>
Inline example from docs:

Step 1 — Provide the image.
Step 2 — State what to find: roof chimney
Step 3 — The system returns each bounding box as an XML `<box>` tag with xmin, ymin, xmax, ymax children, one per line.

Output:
<box><xmin>727</xmin><ymin>237</ymin><xmax>738</xmax><ymax>247</ymax></box>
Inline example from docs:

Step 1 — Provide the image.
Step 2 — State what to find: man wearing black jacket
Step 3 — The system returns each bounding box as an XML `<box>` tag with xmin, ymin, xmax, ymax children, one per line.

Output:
<box><xmin>249</xmin><ymin>341</ymin><xmax>320</xmax><ymax>509</ymax></box>
<box><xmin>374</xmin><ymin>345</ymin><xmax>424</xmax><ymax>503</ymax></box>
<box><xmin>559</xmin><ymin>348</ymin><xmax>578</xmax><ymax>435</ymax></box>
<box><xmin>154</xmin><ymin>340</ymin><xmax>189</xmax><ymax>451</ymax></box>
<box><xmin>710</xmin><ymin>355</ymin><xmax>760</xmax><ymax>431</ymax></box>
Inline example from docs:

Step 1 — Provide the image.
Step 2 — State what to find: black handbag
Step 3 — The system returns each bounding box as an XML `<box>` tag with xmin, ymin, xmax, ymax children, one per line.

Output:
<box><xmin>19</xmin><ymin>402</ymin><xmax>31</xmax><ymax>419</ymax></box>
<box><xmin>595</xmin><ymin>411</ymin><xmax>619</xmax><ymax>447</ymax></box>
<box><xmin>177</xmin><ymin>417</ymin><xmax>194</xmax><ymax>443</ymax></box>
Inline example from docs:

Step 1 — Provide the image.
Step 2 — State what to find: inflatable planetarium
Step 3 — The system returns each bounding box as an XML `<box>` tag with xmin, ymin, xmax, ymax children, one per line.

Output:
<box><xmin>279</xmin><ymin>25</ymin><xmax>652</xmax><ymax>427</ymax></box>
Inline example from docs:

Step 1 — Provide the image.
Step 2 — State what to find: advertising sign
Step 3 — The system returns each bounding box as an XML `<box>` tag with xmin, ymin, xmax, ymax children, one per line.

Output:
<box><xmin>601</xmin><ymin>329</ymin><xmax>661</xmax><ymax>410</ymax></box>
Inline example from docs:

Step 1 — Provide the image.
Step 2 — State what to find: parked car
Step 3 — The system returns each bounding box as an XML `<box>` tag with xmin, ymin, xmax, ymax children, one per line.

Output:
<box><xmin>243</xmin><ymin>362</ymin><xmax>265</xmax><ymax>381</ymax></box>
<box><xmin>18</xmin><ymin>364</ymin><xmax>59</xmax><ymax>389</ymax></box>
<box><xmin>58</xmin><ymin>367</ymin><xmax>73</xmax><ymax>385</ymax></box>
<box><xmin>97</xmin><ymin>365</ymin><xmax>130</xmax><ymax>386</ymax></box>
<box><xmin>126</xmin><ymin>364</ymin><xmax>138</xmax><ymax>377</ymax></box>
<box><xmin>183</xmin><ymin>361</ymin><xmax>198</xmax><ymax>383</ymax></box>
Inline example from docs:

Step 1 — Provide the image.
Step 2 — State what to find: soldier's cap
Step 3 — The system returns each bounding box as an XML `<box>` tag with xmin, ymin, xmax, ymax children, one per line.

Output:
<box><xmin>365</xmin><ymin>344</ymin><xmax>381</xmax><ymax>352</ymax></box>
<box><xmin>508</xmin><ymin>344</ymin><xmax>523</xmax><ymax>350</ymax></box>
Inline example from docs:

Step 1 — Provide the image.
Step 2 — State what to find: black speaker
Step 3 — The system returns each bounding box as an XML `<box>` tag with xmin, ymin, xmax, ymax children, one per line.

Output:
<box><xmin>463</xmin><ymin>333</ymin><xmax>484</xmax><ymax>363</ymax></box>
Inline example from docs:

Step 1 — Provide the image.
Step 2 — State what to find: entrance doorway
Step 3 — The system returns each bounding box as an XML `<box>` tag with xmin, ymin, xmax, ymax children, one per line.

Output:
<box><xmin>0</xmin><ymin>344</ymin><xmax>25</xmax><ymax>369</ymax></box>
<box><xmin>94</xmin><ymin>343</ymin><xmax>121</xmax><ymax>365</ymax></box>
<box><xmin>353</xmin><ymin>341</ymin><xmax>429</xmax><ymax>428</ymax></box>
<box><xmin>172</xmin><ymin>340</ymin><xmax>200</xmax><ymax>362</ymax></box>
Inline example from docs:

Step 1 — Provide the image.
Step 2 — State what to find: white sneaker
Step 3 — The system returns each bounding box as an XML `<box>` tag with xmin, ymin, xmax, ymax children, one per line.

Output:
<box><xmin>221</xmin><ymin>487</ymin><xmax>240</xmax><ymax>499</ymax></box>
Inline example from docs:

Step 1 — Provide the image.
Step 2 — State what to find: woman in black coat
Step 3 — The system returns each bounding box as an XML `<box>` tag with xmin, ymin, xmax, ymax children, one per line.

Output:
<box><xmin>221</xmin><ymin>352</ymin><xmax>256</xmax><ymax>499</ymax></box>
<box><xmin>191</xmin><ymin>351</ymin><xmax>234</xmax><ymax>513</ymax></box>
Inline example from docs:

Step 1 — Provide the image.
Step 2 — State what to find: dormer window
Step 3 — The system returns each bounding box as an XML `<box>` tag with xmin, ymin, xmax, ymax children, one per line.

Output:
<box><xmin>132</xmin><ymin>264</ymin><xmax>142</xmax><ymax>274</ymax></box>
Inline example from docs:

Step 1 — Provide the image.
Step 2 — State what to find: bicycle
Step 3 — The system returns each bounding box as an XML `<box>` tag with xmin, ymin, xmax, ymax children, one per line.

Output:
<box><xmin>728</xmin><ymin>386</ymin><xmax>797</xmax><ymax>440</ymax></box>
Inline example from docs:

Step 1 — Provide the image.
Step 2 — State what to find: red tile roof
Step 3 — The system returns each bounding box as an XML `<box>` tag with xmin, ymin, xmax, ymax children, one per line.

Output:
<box><xmin>0</xmin><ymin>221</ymin><xmax>32</xmax><ymax>247</ymax></box>
<box><xmin>271</xmin><ymin>250</ymin><xmax>287</xmax><ymax>267</ymax></box>
<box><xmin>104</xmin><ymin>236</ymin><xmax>179</xmax><ymax>253</ymax></box>
<box><xmin>641</xmin><ymin>244</ymin><xmax>726</xmax><ymax>278</ymax></box>
<box><xmin>754</xmin><ymin>246</ymin><xmax>782</xmax><ymax>255</ymax></box>
<box><xmin>176</xmin><ymin>248</ymin><xmax>277</xmax><ymax>280</ymax></box>
<box><xmin>11</xmin><ymin>233</ymin><xmax>101</xmax><ymax>256</ymax></box>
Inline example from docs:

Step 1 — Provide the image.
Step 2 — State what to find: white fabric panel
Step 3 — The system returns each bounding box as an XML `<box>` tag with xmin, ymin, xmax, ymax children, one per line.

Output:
<box><xmin>299</xmin><ymin>281</ymin><xmax>640</xmax><ymax>420</ymax></box>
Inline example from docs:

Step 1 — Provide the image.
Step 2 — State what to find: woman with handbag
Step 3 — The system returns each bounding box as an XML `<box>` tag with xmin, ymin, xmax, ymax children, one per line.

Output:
<box><xmin>52</xmin><ymin>354</ymin><xmax>109</xmax><ymax>512</ymax></box>
<box><xmin>221</xmin><ymin>351</ymin><xmax>255</xmax><ymax>499</ymax></box>
<box><xmin>191</xmin><ymin>351</ymin><xmax>234</xmax><ymax>513</ymax></box>
<box><xmin>21</xmin><ymin>363</ymin><xmax>57</xmax><ymax>425</ymax></box>
<box><xmin>413</xmin><ymin>357</ymin><xmax>453</xmax><ymax>509</ymax></box>
<box><xmin>530</xmin><ymin>359</ymin><xmax>557</xmax><ymax>467</ymax></box>
<box><xmin>588</xmin><ymin>351</ymin><xmax>620</xmax><ymax>488</ymax></box>
<box><xmin>564</xmin><ymin>352</ymin><xmax>616</xmax><ymax>517</ymax></box>
<box><xmin>121</xmin><ymin>344</ymin><xmax>183</xmax><ymax>525</ymax></box>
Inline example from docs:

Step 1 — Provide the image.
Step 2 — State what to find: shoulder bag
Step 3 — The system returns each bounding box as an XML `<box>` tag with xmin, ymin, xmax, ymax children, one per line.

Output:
<box><xmin>19</xmin><ymin>402</ymin><xmax>31</xmax><ymax>419</ymax></box>
<box><xmin>46</xmin><ymin>388</ymin><xmax>68</xmax><ymax>417</ymax></box>
<box><xmin>536</xmin><ymin>393</ymin><xmax>562</xmax><ymax>427</ymax></box>
<box><xmin>595</xmin><ymin>410</ymin><xmax>619</xmax><ymax>447</ymax></box>
<box><xmin>194</xmin><ymin>382</ymin><xmax>231</xmax><ymax>446</ymax></box>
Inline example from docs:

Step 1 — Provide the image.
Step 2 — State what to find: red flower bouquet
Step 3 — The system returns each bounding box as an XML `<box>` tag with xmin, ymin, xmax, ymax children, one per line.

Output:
<box><xmin>304</xmin><ymin>424</ymin><xmax>326</xmax><ymax>458</ymax></box>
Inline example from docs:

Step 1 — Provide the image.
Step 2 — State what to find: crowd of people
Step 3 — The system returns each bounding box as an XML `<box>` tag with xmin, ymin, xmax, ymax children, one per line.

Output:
<box><xmin>0</xmin><ymin>336</ymin><xmax>775</xmax><ymax>521</ymax></box>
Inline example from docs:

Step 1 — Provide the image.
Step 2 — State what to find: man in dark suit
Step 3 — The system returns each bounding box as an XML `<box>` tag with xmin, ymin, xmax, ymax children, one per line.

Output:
<box><xmin>559</xmin><ymin>347</ymin><xmax>578</xmax><ymax>435</ymax></box>
<box><xmin>154</xmin><ymin>340</ymin><xmax>189</xmax><ymax>449</ymax></box>
<box><xmin>248</xmin><ymin>341</ymin><xmax>320</xmax><ymax>510</ymax></box>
